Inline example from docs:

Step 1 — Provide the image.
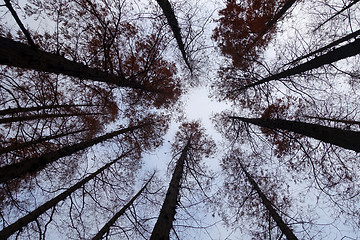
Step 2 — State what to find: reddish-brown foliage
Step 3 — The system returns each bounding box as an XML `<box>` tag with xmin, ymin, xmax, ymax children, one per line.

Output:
<box><xmin>213</xmin><ymin>0</ymin><xmax>286</xmax><ymax>70</ymax></box>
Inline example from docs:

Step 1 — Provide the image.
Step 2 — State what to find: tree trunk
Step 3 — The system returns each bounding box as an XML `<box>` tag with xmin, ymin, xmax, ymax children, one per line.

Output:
<box><xmin>0</xmin><ymin>124</ymin><xmax>146</xmax><ymax>183</ymax></box>
<box><xmin>239</xmin><ymin>162</ymin><xmax>299</xmax><ymax>240</ymax></box>
<box><xmin>150</xmin><ymin>139</ymin><xmax>191</xmax><ymax>240</ymax></box>
<box><xmin>92</xmin><ymin>174</ymin><xmax>154</xmax><ymax>240</ymax></box>
<box><xmin>288</xmin><ymin>29</ymin><xmax>360</xmax><ymax>66</ymax></box>
<box><xmin>251</xmin><ymin>0</ymin><xmax>297</xmax><ymax>47</ymax></box>
<box><xmin>304</xmin><ymin>115</ymin><xmax>360</xmax><ymax>125</ymax></box>
<box><xmin>0</xmin><ymin>37</ymin><xmax>147</xmax><ymax>90</ymax></box>
<box><xmin>155</xmin><ymin>0</ymin><xmax>192</xmax><ymax>72</ymax></box>
<box><xmin>0</xmin><ymin>104</ymin><xmax>98</xmax><ymax>116</ymax></box>
<box><xmin>313</xmin><ymin>0</ymin><xmax>360</xmax><ymax>32</ymax></box>
<box><xmin>0</xmin><ymin>128</ymin><xmax>88</xmax><ymax>155</ymax></box>
<box><xmin>0</xmin><ymin>151</ymin><xmax>131</xmax><ymax>239</ymax></box>
<box><xmin>4</xmin><ymin>0</ymin><xmax>37</xmax><ymax>49</ymax></box>
<box><xmin>240</xmin><ymin>38</ymin><xmax>360</xmax><ymax>90</ymax></box>
<box><xmin>0</xmin><ymin>112</ymin><xmax>102</xmax><ymax>124</ymax></box>
<box><xmin>230</xmin><ymin>116</ymin><xmax>360</xmax><ymax>152</ymax></box>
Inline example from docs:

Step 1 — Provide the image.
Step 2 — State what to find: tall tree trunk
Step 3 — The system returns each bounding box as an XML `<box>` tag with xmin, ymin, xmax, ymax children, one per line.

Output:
<box><xmin>288</xmin><ymin>29</ymin><xmax>360</xmax><ymax>66</ymax></box>
<box><xmin>155</xmin><ymin>0</ymin><xmax>192</xmax><ymax>72</ymax></box>
<box><xmin>0</xmin><ymin>128</ymin><xmax>88</xmax><ymax>155</ymax></box>
<box><xmin>0</xmin><ymin>37</ymin><xmax>148</xmax><ymax>91</ymax></box>
<box><xmin>303</xmin><ymin>115</ymin><xmax>360</xmax><ymax>125</ymax></box>
<box><xmin>250</xmin><ymin>0</ymin><xmax>297</xmax><ymax>48</ymax></box>
<box><xmin>92</xmin><ymin>173</ymin><xmax>154</xmax><ymax>240</ymax></box>
<box><xmin>313</xmin><ymin>0</ymin><xmax>360</xmax><ymax>32</ymax></box>
<box><xmin>0</xmin><ymin>124</ymin><xmax>147</xmax><ymax>183</ymax></box>
<box><xmin>230</xmin><ymin>116</ymin><xmax>360</xmax><ymax>152</ymax></box>
<box><xmin>0</xmin><ymin>112</ymin><xmax>102</xmax><ymax>124</ymax></box>
<box><xmin>150</xmin><ymin>139</ymin><xmax>191</xmax><ymax>240</ymax></box>
<box><xmin>238</xmin><ymin>162</ymin><xmax>299</xmax><ymax>240</ymax></box>
<box><xmin>0</xmin><ymin>151</ymin><xmax>131</xmax><ymax>239</ymax></box>
<box><xmin>0</xmin><ymin>104</ymin><xmax>98</xmax><ymax>116</ymax></box>
<box><xmin>240</xmin><ymin>38</ymin><xmax>360</xmax><ymax>90</ymax></box>
<box><xmin>4</xmin><ymin>0</ymin><xmax>37</xmax><ymax>49</ymax></box>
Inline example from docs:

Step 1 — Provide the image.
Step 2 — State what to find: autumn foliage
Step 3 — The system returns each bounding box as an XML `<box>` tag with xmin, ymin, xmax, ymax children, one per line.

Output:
<box><xmin>213</xmin><ymin>0</ymin><xmax>286</xmax><ymax>70</ymax></box>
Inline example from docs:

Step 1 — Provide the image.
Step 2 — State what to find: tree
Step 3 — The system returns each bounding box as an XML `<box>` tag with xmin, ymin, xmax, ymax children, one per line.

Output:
<box><xmin>230</xmin><ymin>116</ymin><xmax>360</xmax><ymax>152</ymax></box>
<box><xmin>3</xmin><ymin>0</ymin><xmax>37</xmax><ymax>49</ymax></box>
<box><xmin>0</xmin><ymin>123</ymin><xmax>147</xmax><ymax>183</ymax></box>
<box><xmin>238</xmin><ymin>38</ymin><xmax>360</xmax><ymax>90</ymax></box>
<box><xmin>150</xmin><ymin>121</ymin><xmax>215</xmax><ymax>239</ymax></box>
<box><xmin>150</xmin><ymin>139</ymin><xmax>190</xmax><ymax>240</ymax></box>
<box><xmin>0</xmin><ymin>37</ymin><xmax>180</xmax><ymax>106</ymax></box>
<box><xmin>92</xmin><ymin>173</ymin><xmax>154</xmax><ymax>240</ymax></box>
<box><xmin>213</xmin><ymin>0</ymin><xmax>295</xmax><ymax>70</ymax></box>
<box><xmin>238</xmin><ymin>161</ymin><xmax>299</xmax><ymax>240</ymax></box>
<box><xmin>0</xmin><ymin>150</ymin><xmax>131</xmax><ymax>239</ymax></box>
<box><xmin>155</xmin><ymin>0</ymin><xmax>192</xmax><ymax>72</ymax></box>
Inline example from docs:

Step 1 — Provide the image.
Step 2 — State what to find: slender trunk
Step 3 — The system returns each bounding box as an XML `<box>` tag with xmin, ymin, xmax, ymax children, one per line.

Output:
<box><xmin>150</xmin><ymin>139</ymin><xmax>191</xmax><ymax>240</ymax></box>
<box><xmin>4</xmin><ymin>0</ymin><xmax>37</xmax><ymax>49</ymax></box>
<box><xmin>313</xmin><ymin>0</ymin><xmax>360</xmax><ymax>32</ymax></box>
<box><xmin>0</xmin><ymin>124</ymin><xmax>146</xmax><ymax>183</ymax></box>
<box><xmin>0</xmin><ymin>128</ymin><xmax>88</xmax><ymax>155</ymax></box>
<box><xmin>268</xmin><ymin>0</ymin><xmax>297</xmax><ymax>29</ymax></box>
<box><xmin>304</xmin><ymin>115</ymin><xmax>360</xmax><ymax>125</ymax></box>
<box><xmin>0</xmin><ymin>37</ymin><xmax>145</xmax><ymax>90</ymax></box>
<box><xmin>288</xmin><ymin>29</ymin><xmax>360</xmax><ymax>66</ymax></box>
<box><xmin>239</xmin><ymin>162</ymin><xmax>299</xmax><ymax>240</ymax></box>
<box><xmin>240</xmin><ymin>38</ymin><xmax>360</xmax><ymax>90</ymax></box>
<box><xmin>0</xmin><ymin>151</ymin><xmax>130</xmax><ymax>239</ymax></box>
<box><xmin>0</xmin><ymin>104</ymin><xmax>98</xmax><ymax>116</ymax></box>
<box><xmin>92</xmin><ymin>174</ymin><xmax>154</xmax><ymax>240</ymax></box>
<box><xmin>230</xmin><ymin>116</ymin><xmax>360</xmax><ymax>152</ymax></box>
<box><xmin>0</xmin><ymin>112</ymin><xmax>102</xmax><ymax>124</ymax></box>
<box><xmin>251</xmin><ymin>0</ymin><xmax>297</xmax><ymax>47</ymax></box>
<box><xmin>155</xmin><ymin>0</ymin><xmax>192</xmax><ymax>72</ymax></box>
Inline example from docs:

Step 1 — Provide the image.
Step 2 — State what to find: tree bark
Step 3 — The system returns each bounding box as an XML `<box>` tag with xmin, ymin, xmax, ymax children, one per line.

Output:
<box><xmin>150</xmin><ymin>138</ymin><xmax>191</xmax><ymax>240</ymax></box>
<box><xmin>230</xmin><ymin>116</ymin><xmax>360</xmax><ymax>152</ymax></box>
<box><xmin>0</xmin><ymin>151</ymin><xmax>131</xmax><ymax>239</ymax></box>
<box><xmin>240</xmin><ymin>38</ymin><xmax>360</xmax><ymax>90</ymax></box>
<box><xmin>155</xmin><ymin>0</ymin><xmax>192</xmax><ymax>72</ymax></box>
<box><xmin>0</xmin><ymin>124</ymin><xmax>146</xmax><ymax>183</ymax></box>
<box><xmin>0</xmin><ymin>37</ymin><xmax>148</xmax><ymax>90</ymax></box>
<box><xmin>92</xmin><ymin>174</ymin><xmax>154</xmax><ymax>240</ymax></box>
<box><xmin>239</xmin><ymin>162</ymin><xmax>299</xmax><ymax>240</ymax></box>
<box><xmin>0</xmin><ymin>128</ymin><xmax>88</xmax><ymax>155</ymax></box>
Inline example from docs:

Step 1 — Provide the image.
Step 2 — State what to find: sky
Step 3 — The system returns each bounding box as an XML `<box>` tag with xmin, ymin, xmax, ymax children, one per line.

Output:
<box><xmin>1</xmin><ymin>0</ymin><xmax>360</xmax><ymax>239</ymax></box>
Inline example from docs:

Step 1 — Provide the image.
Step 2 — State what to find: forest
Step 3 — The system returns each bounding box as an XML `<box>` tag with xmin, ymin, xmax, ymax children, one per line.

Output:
<box><xmin>0</xmin><ymin>0</ymin><xmax>360</xmax><ymax>239</ymax></box>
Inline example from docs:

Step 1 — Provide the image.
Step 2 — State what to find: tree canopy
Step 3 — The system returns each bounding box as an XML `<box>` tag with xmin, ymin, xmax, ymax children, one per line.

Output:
<box><xmin>1</xmin><ymin>0</ymin><xmax>360</xmax><ymax>239</ymax></box>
